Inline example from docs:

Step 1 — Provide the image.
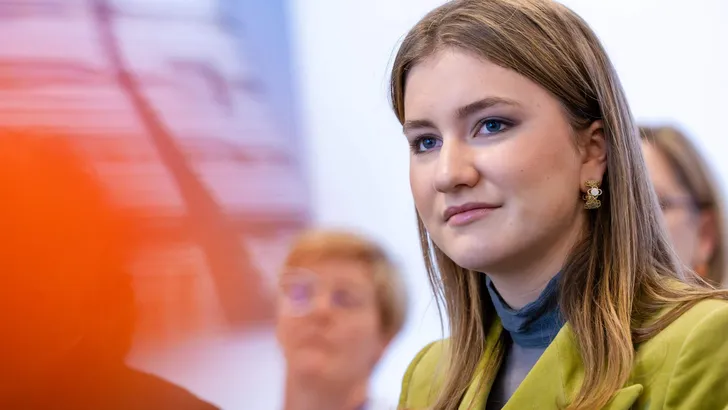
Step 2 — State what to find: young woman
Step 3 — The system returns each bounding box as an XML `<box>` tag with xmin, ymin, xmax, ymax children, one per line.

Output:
<box><xmin>641</xmin><ymin>125</ymin><xmax>727</xmax><ymax>286</ymax></box>
<box><xmin>390</xmin><ymin>0</ymin><xmax>728</xmax><ymax>409</ymax></box>
<box><xmin>276</xmin><ymin>229</ymin><xmax>408</xmax><ymax>410</ymax></box>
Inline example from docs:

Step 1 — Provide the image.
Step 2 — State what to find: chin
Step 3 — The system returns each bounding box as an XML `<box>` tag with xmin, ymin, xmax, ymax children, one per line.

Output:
<box><xmin>436</xmin><ymin>231</ymin><xmax>510</xmax><ymax>272</ymax></box>
<box><xmin>290</xmin><ymin>350</ymin><xmax>334</xmax><ymax>379</ymax></box>
<box><xmin>292</xmin><ymin>359</ymin><xmax>328</xmax><ymax>380</ymax></box>
<box><xmin>450</xmin><ymin>252</ymin><xmax>500</xmax><ymax>273</ymax></box>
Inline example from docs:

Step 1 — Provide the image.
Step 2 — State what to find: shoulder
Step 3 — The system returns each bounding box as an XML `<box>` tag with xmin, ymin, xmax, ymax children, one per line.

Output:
<box><xmin>398</xmin><ymin>339</ymin><xmax>449</xmax><ymax>409</ymax></box>
<box><xmin>636</xmin><ymin>299</ymin><xmax>728</xmax><ymax>409</ymax></box>
<box><xmin>121</xmin><ymin>368</ymin><xmax>220</xmax><ymax>410</ymax></box>
<box><xmin>650</xmin><ymin>298</ymin><xmax>728</xmax><ymax>345</ymax></box>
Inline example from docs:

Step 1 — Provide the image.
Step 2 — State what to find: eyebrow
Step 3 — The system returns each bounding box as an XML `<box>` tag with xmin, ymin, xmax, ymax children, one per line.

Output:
<box><xmin>402</xmin><ymin>96</ymin><xmax>521</xmax><ymax>134</ymax></box>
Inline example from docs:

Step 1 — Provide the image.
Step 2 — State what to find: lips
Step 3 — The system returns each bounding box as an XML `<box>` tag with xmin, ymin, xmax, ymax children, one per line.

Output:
<box><xmin>297</xmin><ymin>333</ymin><xmax>332</xmax><ymax>349</ymax></box>
<box><xmin>443</xmin><ymin>202</ymin><xmax>499</xmax><ymax>222</ymax></box>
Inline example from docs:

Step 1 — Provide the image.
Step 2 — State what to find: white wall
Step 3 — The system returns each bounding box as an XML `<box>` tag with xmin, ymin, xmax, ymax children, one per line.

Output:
<box><xmin>288</xmin><ymin>0</ymin><xmax>728</xmax><ymax>405</ymax></box>
<box><xmin>286</xmin><ymin>0</ymin><xmax>448</xmax><ymax>403</ymax></box>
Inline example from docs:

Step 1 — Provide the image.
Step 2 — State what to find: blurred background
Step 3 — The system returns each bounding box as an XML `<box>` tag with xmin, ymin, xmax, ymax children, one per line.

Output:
<box><xmin>0</xmin><ymin>0</ymin><xmax>725</xmax><ymax>409</ymax></box>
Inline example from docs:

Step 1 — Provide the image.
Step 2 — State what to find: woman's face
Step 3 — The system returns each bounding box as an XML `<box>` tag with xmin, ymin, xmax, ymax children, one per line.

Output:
<box><xmin>276</xmin><ymin>258</ymin><xmax>386</xmax><ymax>386</ymax></box>
<box><xmin>642</xmin><ymin>141</ymin><xmax>715</xmax><ymax>272</ymax></box>
<box><xmin>403</xmin><ymin>49</ymin><xmax>606</xmax><ymax>276</ymax></box>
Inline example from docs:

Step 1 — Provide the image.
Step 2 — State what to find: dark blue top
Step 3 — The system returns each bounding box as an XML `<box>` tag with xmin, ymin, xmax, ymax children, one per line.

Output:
<box><xmin>484</xmin><ymin>273</ymin><xmax>566</xmax><ymax>409</ymax></box>
<box><xmin>486</xmin><ymin>273</ymin><xmax>565</xmax><ymax>348</ymax></box>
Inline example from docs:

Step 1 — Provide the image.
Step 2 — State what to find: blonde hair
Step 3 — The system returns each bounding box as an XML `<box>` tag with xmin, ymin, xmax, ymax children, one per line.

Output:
<box><xmin>389</xmin><ymin>0</ymin><xmax>728</xmax><ymax>409</ymax></box>
<box><xmin>283</xmin><ymin>229</ymin><xmax>408</xmax><ymax>340</ymax></box>
<box><xmin>640</xmin><ymin>125</ymin><xmax>727</xmax><ymax>285</ymax></box>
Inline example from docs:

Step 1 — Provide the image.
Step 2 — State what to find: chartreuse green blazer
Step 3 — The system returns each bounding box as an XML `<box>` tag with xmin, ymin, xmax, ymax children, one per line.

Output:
<box><xmin>399</xmin><ymin>299</ymin><xmax>728</xmax><ymax>409</ymax></box>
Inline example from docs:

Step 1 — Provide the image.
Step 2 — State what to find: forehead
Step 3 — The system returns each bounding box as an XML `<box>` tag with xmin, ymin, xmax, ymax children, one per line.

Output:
<box><xmin>641</xmin><ymin>141</ymin><xmax>686</xmax><ymax>194</ymax></box>
<box><xmin>403</xmin><ymin>49</ymin><xmax>550</xmax><ymax>120</ymax></box>
<box><xmin>285</xmin><ymin>258</ymin><xmax>374</xmax><ymax>286</ymax></box>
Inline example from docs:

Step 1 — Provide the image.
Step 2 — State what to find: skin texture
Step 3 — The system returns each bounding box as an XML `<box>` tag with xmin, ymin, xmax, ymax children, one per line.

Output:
<box><xmin>403</xmin><ymin>49</ymin><xmax>606</xmax><ymax>308</ymax></box>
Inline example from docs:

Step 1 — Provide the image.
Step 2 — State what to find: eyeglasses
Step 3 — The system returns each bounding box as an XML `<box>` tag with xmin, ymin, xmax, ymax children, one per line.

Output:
<box><xmin>277</xmin><ymin>267</ymin><xmax>373</xmax><ymax>317</ymax></box>
<box><xmin>658</xmin><ymin>196</ymin><xmax>710</xmax><ymax>212</ymax></box>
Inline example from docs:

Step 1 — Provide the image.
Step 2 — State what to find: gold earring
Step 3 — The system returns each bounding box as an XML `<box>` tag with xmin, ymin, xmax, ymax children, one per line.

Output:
<box><xmin>583</xmin><ymin>180</ymin><xmax>603</xmax><ymax>209</ymax></box>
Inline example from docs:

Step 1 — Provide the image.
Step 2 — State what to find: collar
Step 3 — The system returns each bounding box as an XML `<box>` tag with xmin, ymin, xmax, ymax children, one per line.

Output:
<box><xmin>485</xmin><ymin>272</ymin><xmax>565</xmax><ymax>348</ymax></box>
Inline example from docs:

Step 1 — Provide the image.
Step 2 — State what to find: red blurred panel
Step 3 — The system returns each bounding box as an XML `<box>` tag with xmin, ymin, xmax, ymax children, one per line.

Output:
<box><xmin>0</xmin><ymin>0</ymin><xmax>309</xmax><ymax>347</ymax></box>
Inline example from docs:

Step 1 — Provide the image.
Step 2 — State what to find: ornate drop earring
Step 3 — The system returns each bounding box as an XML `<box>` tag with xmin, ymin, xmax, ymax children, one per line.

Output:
<box><xmin>583</xmin><ymin>180</ymin><xmax>603</xmax><ymax>209</ymax></box>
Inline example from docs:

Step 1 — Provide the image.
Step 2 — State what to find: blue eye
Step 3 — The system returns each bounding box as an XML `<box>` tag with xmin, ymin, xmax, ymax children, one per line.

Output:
<box><xmin>419</xmin><ymin>137</ymin><xmax>438</xmax><ymax>150</ymax></box>
<box><xmin>479</xmin><ymin>119</ymin><xmax>508</xmax><ymax>134</ymax></box>
<box><xmin>413</xmin><ymin>136</ymin><xmax>441</xmax><ymax>153</ymax></box>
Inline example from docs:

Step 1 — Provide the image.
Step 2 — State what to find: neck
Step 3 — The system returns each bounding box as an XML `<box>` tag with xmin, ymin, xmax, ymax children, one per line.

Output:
<box><xmin>488</xmin><ymin>268</ymin><xmax>557</xmax><ymax>309</ymax></box>
<box><xmin>283</xmin><ymin>373</ymin><xmax>367</xmax><ymax>410</ymax></box>
<box><xmin>486</xmin><ymin>272</ymin><xmax>564</xmax><ymax>347</ymax></box>
<box><xmin>485</xmin><ymin>216</ymin><xmax>584</xmax><ymax>309</ymax></box>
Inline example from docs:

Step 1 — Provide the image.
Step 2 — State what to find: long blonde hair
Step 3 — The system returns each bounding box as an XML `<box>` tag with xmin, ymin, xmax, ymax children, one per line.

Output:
<box><xmin>640</xmin><ymin>125</ymin><xmax>728</xmax><ymax>286</ymax></box>
<box><xmin>389</xmin><ymin>1</ymin><xmax>728</xmax><ymax>408</ymax></box>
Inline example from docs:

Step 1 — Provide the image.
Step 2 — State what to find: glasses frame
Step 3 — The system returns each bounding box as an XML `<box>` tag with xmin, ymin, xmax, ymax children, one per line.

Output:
<box><xmin>277</xmin><ymin>266</ymin><xmax>375</xmax><ymax>317</ymax></box>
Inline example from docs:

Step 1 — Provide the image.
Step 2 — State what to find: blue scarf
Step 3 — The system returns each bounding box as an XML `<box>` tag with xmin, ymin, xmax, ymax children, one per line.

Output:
<box><xmin>486</xmin><ymin>273</ymin><xmax>565</xmax><ymax>348</ymax></box>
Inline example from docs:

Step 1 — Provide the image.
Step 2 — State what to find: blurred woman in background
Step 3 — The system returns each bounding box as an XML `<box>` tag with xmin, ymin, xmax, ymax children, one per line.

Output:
<box><xmin>640</xmin><ymin>125</ymin><xmax>727</xmax><ymax>286</ymax></box>
<box><xmin>276</xmin><ymin>229</ymin><xmax>407</xmax><ymax>410</ymax></box>
<box><xmin>390</xmin><ymin>0</ymin><xmax>728</xmax><ymax>409</ymax></box>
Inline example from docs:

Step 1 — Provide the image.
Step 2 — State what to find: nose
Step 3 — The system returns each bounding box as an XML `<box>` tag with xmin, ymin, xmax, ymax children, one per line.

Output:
<box><xmin>433</xmin><ymin>139</ymin><xmax>479</xmax><ymax>193</ymax></box>
<box><xmin>307</xmin><ymin>291</ymin><xmax>334</xmax><ymax>319</ymax></box>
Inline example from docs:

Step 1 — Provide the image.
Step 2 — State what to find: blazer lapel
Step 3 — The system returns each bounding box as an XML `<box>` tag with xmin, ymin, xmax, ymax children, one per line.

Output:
<box><xmin>455</xmin><ymin>321</ymin><xmax>643</xmax><ymax>410</ymax></box>
<box><xmin>498</xmin><ymin>324</ymin><xmax>581</xmax><ymax>409</ymax></box>
<box><xmin>458</xmin><ymin>318</ymin><xmax>503</xmax><ymax>410</ymax></box>
<box><xmin>502</xmin><ymin>324</ymin><xmax>643</xmax><ymax>409</ymax></box>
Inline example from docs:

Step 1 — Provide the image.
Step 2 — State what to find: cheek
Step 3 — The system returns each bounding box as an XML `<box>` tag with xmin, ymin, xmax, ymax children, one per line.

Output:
<box><xmin>335</xmin><ymin>316</ymin><xmax>381</xmax><ymax>354</ymax></box>
<box><xmin>663</xmin><ymin>212</ymin><xmax>699</xmax><ymax>252</ymax></box>
<box><xmin>479</xmin><ymin>148</ymin><xmax>572</xmax><ymax>204</ymax></box>
<box><xmin>409</xmin><ymin>162</ymin><xmax>435</xmax><ymax>214</ymax></box>
<box><xmin>663</xmin><ymin>213</ymin><xmax>682</xmax><ymax>236</ymax></box>
<box><xmin>501</xmin><ymin>137</ymin><xmax>580</xmax><ymax>206</ymax></box>
<box><xmin>664</xmin><ymin>212</ymin><xmax>695</xmax><ymax>235</ymax></box>
<box><xmin>276</xmin><ymin>317</ymin><xmax>300</xmax><ymax>350</ymax></box>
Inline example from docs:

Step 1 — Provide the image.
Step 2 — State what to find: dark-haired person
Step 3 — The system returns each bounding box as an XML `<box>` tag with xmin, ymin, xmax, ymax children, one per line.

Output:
<box><xmin>0</xmin><ymin>130</ymin><xmax>219</xmax><ymax>410</ymax></box>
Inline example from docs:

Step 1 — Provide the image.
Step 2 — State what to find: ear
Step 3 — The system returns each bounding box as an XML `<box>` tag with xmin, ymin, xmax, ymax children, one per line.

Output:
<box><xmin>578</xmin><ymin>120</ymin><xmax>607</xmax><ymax>188</ymax></box>
<box><xmin>694</xmin><ymin>209</ymin><xmax>718</xmax><ymax>274</ymax></box>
